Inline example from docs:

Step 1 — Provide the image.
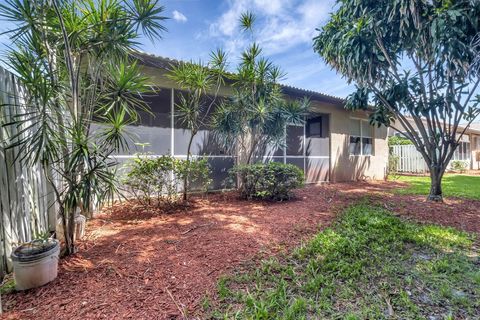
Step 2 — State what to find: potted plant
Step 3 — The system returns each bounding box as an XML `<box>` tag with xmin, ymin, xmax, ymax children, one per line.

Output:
<box><xmin>11</xmin><ymin>236</ymin><xmax>60</xmax><ymax>290</ymax></box>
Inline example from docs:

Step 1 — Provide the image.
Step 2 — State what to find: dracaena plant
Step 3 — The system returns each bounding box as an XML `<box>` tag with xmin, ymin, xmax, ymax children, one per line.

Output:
<box><xmin>211</xmin><ymin>12</ymin><xmax>310</xmax><ymax>166</ymax></box>
<box><xmin>167</xmin><ymin>49</ymin><xmax>227</xmax><ymax>201</ymax></box>
<box><xmin>314</xmin><ymin>0</ymin><xmax>480</xmax><ymax>201</ymax></box>
<box><xmin>0</xmin><ymin>0</ymin><xmax>167</xmax><ymax>254</ymax></box>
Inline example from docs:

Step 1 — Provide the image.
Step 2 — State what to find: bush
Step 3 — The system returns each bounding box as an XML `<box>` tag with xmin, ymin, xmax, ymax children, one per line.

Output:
<box><xmin>122</xmin><ymin>155</ymin><xmax>211</xmax><ymax>208</ymax></box>
<box><xmin>176</xmin><ymin>158</ymin><xmax>212</xmax><ymax>195</ymax></box>
<box><xmin>450</xmin><ymin>160</ymin><xmax>468</xmax><ymax>173</ymax></box>
<box><xmin>231</xmin><ymin>162</ymin><xmax>304</xmax><ymax>201</ymax></box>
<box><xmin>388</xmin><ymin>136</ymin><xmax>413</xmax><ymax>146</ymax></box>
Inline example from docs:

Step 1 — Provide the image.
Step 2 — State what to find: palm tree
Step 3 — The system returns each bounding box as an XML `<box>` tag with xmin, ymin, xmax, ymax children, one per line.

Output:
<box><xmin>211</xmin><ymin>12</ymin><xmax>309</xmax><ymax>166</ymax></box>
<box><xmin>167</xmin><ymin>49</ymin><xmax>227</xmax><ymax>200</ymax></box>
<box><xmin>0</xmin><ymin>0</ymin><xmax>167</xmax><ymax>254</ymax></box>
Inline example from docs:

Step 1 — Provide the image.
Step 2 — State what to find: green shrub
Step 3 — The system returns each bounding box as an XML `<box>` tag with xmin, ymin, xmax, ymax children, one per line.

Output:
<box><xmin>176</xmin><ymin>158</ymin><xmax>212</xmax><ymax>195</ymax></box>
<box><xmin>123</xmin><ymin>155</ymin><xmax>211</xmax><ymax>208</ymax></box>
<box><xmin>388</xmin><ymin>136</ymin><xmax>413</xmax><ymax>146</ymax></box>
<box><xmin>450</xmin><ymin>160</ymin><xmax>468</xmax><ymax>173</ymax></box>
<box><xmin>231</xmin><ymin>162</ymin><xmax>304</xmax><ymax>201</ymax></box>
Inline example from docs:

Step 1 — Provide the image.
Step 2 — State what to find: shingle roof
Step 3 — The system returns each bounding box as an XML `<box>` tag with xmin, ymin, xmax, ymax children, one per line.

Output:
<box><xmin>131</xmin><ymin>50</ymin><xmax>345</xmax><ymax>105</ymax></box>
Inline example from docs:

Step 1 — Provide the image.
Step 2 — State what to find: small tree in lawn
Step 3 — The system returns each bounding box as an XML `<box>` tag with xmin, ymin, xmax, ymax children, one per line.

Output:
<box><xmin>0</xmin><ymin>0</ymin><xmax>166</xmax><ymax>254</ymax></box>
<box><xmin>167</xmin><ymin>50</ymin><xmax>227</xmax><ymax>201</ymax></box>
<box><xmin>314</xmin><ymin>0</ymin><xmax>480</xmax><ymax>201</ymax></box>
<box><xmin>212</xmin><ymin>12</ymin><xmax>310</xmax><ymax>167</ymax></box>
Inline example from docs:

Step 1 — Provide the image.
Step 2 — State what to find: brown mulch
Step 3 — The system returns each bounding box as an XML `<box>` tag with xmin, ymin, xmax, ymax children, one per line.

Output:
<box><xmin>330</xmin><ymin>181</ymin><xmax>480</xmax><ymax>235</ymax></box>
<box><xmin>1</xmin><ymin>182</ymin><xmax>479</xmax><ymax>320</ymax></box>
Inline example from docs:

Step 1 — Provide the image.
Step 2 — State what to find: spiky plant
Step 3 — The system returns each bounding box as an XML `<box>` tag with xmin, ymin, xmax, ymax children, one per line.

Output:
<box><xmin>211</xmin><ymin>12</ymin><xmax>310</xmax><ymax>166</ymax></box>
<box><xmin>0</xmin><ymin>0</ymin><xmax>167</xmax><ymax>254</ymax></box>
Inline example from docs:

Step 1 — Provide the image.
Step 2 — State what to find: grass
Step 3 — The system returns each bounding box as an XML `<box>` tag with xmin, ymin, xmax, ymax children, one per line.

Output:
<box><xmin>209</xmin><ymin>204</ymin><xmax>479</xmax><ymax>319</ymax></box>
<box><xmin>0</xmin><ymin>277</ymin><xmax>15</xmax><ymax>294</ymax></box>
<box><xmin>393</xmin><ymin>174</ymin><xmax>480</xmax><ymax>200</ymax></box>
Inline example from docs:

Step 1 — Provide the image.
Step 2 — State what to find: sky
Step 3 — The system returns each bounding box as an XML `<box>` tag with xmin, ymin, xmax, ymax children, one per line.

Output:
<box><xmin>0</xmin><ymin>0</ymin><xmax>353</xmax><ymax>98</ymax></box>
<box><xmin>145</xmin><ymin>0</ymin><xmax>353</xmax><ymax>98</ymax></box>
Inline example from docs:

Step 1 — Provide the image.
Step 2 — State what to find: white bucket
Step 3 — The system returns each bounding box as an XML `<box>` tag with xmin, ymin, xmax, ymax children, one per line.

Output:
<box><xmin>11</xmin><ymin>240</ymin><xmax>60</xmax><ymax>291</ymax></box>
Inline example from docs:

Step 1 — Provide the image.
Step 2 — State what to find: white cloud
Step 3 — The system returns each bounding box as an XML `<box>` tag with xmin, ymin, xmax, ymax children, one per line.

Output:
<box><xmin>209</xmin><ymin>0</ymin><xmax>248</xmax><ymax>37</ymax></box>
<box><xmin>202</xmin><ymin>0</ymin><xmax>353</xmax><ymax>97</ymax></box>
<box><xmin>208</xmin><ymin>0</ymin><xmax>335</xmax><ymax>56</ymax></box>
<box><xmin>253</xmin><ymin>0</ymin><xmax>289</xmax><ymax>15</ymax></box>
<box><xmin>172</xmin><ymin>10</ymin><xmax>187</xmax><ymax>23</ymax></box>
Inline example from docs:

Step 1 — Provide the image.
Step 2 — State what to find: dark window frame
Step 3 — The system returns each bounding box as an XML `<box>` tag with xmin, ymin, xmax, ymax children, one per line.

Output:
<box><xmin>306</xmin><ymin>116</ymin><xmax>324</xmax><ymax>138</ymax></box>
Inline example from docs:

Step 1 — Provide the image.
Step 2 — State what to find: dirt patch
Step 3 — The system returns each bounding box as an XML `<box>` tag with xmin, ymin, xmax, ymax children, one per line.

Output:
<box><xmin>2</xmin><ymin>182</ymin><xmax>479</xmax><ymax>320</ymax></box>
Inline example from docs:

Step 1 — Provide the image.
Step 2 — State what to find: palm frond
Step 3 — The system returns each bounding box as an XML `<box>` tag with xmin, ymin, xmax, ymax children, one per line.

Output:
<box><xmin>239</xmin><ymin>11</ymin><xmax>255</xmax><ymax>32</ymax></box>
<box><xmin>125</xmin><ymin>0</ymin><xmax>168</xmax><ymax>41</ymax></box>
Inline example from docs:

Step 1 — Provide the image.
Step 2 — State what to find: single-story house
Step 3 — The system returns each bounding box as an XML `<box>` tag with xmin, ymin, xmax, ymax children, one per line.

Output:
<box><xmin>389</xmin><ymin>118</ymin><xmax>480</xmax><ymax>170</ymax></box>
<box><xmin>102</xmin><ymin>52</ymin><xmax>390</xmax><ymax>188</ymax></box>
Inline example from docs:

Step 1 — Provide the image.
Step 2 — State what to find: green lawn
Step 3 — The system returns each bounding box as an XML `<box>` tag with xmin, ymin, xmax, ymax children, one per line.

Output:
<box><xmin>209</xmin><ymin>205</ymin><xmax>479</xmax><ymax>319</ymax></box>
<box><xmin>394</xmin><ymin>174</ymin><xmax>480</xmax><ymax>200</ymax></box>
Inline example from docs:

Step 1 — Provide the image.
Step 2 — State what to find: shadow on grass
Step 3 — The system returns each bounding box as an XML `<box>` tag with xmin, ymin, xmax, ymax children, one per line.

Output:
<box><xmin>210</xmin><ymin>204</ymin><xmax>479</xmax><ymax>320</ymax></box>
<box><xmin>395</xmin><ymin>174</ymin><xmax>480</xmax><ymax>200</ymax></box>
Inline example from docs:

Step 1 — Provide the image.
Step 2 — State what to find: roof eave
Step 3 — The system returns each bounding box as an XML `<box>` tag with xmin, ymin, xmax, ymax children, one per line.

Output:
<box><xmin>131</xmin><ymin>50</ymin><xmax>347</xmax><ymax>106</ymax></box>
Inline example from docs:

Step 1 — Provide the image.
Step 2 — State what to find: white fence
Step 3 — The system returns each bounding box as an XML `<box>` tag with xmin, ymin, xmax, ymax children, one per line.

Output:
<box><xmin>391</xmin><ymin>145</ymin><xmax>429</xmax><ymax>173</ymax></box>
<box><xmin>0</xmin><ymin>67</ymin><xmax>56</xmax><ymax>277</ymax></box>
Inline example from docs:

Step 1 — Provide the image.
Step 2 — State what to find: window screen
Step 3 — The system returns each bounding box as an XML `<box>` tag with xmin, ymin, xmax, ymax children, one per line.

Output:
<box><xmin>286</xmin><ymin>125</ymin><xmax>303</xmax><ymax>156</ymax></box>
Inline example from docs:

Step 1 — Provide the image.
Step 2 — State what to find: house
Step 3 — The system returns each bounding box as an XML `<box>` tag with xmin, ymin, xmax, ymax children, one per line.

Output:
<box><xmin>389</xmin><ymin>118</ymin><xmax>480</xmax><ymax>170</ymax></box>
<box><xmin>104</xmin><ymin>52</ymin><xmax>390</xmax><ymax>188</ymax></box>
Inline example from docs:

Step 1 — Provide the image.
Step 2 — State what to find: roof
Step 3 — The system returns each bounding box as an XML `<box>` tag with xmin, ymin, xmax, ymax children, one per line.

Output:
<box><xmin>400</xmin><ymin>116</ymin><xmax>480</xmax><ymax>135</ymax></box>
<box><xmin>469</xmin><ymin>122</ymin><xmax>480</xmax><ymax>130</ymax></box>
<box><xmin>131</xmin><ymin>50</ymin><xmax>346</xmax><ymax>106</ymax></box>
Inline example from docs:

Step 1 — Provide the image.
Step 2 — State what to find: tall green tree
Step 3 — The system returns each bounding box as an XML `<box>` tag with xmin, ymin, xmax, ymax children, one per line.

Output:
<box><xmin>167</xmin><ymin>50</ymin><xmax>227</xmax><ymax>201</ymax></box>
<box><xmin>212</xmin><ymin>12</ymin><xmax>309</xmax><ymax>166</ymax></box>
<box><xmin>314</xmin><ymin>0</ymin><xmax>480</xmax><ymax>201</ymax></box>
<box><xmin>0</xmin><ymin>0</ymin><xmax>166</xmax><ymax>254</ymax></box>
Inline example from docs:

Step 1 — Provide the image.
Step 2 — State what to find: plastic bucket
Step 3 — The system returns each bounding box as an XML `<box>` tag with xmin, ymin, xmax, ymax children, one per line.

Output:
<box><xmin>11</xmin><ymin>239</ymin><xmax>60</xmax><ymax>290</ymax></box>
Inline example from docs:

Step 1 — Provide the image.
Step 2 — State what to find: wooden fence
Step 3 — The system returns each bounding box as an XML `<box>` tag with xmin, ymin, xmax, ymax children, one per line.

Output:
<box><xmin>0</xmin><ymin>67</ymin><xmax>56</xmax><ymax>278</ymax></box>
<box><xmin>391</xmin><ymin>145</ymin><xmax>429</xmax><ymax>173</ymax></box>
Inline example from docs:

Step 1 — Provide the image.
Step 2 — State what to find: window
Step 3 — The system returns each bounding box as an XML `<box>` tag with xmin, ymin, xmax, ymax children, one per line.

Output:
<box><xmin>453</xmin><ymin>141</ymin><xmax>471</xmax><ymax>161</ymax></box>
<box><xmin>306</xmin><ymin>116</ymin><xmax>323</xmax><ymax>138</ymax></box>
<box><xmin>305</xmin><ymin>115</ymin><xmax>329</xmax><ymax>157</ymax></box>
<box><xmin>475</xmin><ymin>136</ymin><xmax>480</xmax><ymax>150</ymax></box>
<box><xmin>349</xmin><ymin>119</ymin><xmax>373</xmax><ymax>156</ymax></box>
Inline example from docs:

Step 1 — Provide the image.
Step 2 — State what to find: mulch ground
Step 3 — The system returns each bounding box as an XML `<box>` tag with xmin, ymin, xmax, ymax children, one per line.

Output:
<box><xmin>1</xmin><ymin>181</ymin><xmax>479</xmax><ymax>320</ymax></box>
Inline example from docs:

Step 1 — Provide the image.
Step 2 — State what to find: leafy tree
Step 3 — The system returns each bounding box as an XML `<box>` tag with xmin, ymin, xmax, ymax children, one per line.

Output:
<box><xmin>167</xmin><ymin>50</ymin><xmax>227</xmax><ymax>201</ymax></box>
<box><xmin>0</xmin><ymin>0</ymin><xmax>166</xmax><ymax>254</ymax></box>
<box><xmin>314</xmin><ymin>0</ymin><xmax>480</xmax><ymax>201</ymax></box>
<box><xmin>212</xmin><ymin>12</ymin><xmax>310</xmax><ymax>166</ymax></box>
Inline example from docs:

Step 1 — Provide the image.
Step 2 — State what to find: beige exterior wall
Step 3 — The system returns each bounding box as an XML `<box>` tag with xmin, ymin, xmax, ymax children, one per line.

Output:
<box><xmin>141</xmin><ymin>65</ymin><xmax>235</xmax><ymax>96</ymax></box>
<box><xmin>471</xmin><ymin>134</ymin><xmax>480</xmax><ymax>170</ymax></box>
<box><xmin>310</xmin><ymin>101</ymin><xmax>389</xmax><ymax>182</ymax></box>
<box><xmin>139</xmin><ymin>64</ymin><xmax>390</xmax><ymax>182</ymax></box>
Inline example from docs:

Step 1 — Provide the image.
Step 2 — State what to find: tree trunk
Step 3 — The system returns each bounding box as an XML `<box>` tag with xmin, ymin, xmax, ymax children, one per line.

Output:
<box><xmin>183</xmin><ymin>134</ymin><xmax>195</xmax><ymax>201</ymax></box>
<box><xmin>65</xmin><ymin>206</ymin><xmax>76</xmax><ymax>255</ymax></box>
<box><xmin>428</xmin><ymin>167</ymin><xmax>443</xmax><ymax>202</ymax></box>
